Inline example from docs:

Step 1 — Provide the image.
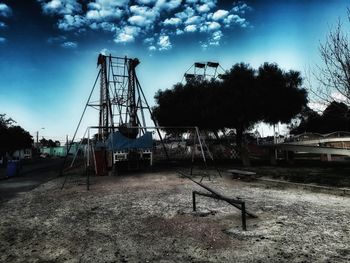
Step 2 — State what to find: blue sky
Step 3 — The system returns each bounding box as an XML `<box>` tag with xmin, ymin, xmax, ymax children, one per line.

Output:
<box><xmin>0</xmin><ymin>0</ymin><xmax>349</xmax><ymax>142</ymax></box>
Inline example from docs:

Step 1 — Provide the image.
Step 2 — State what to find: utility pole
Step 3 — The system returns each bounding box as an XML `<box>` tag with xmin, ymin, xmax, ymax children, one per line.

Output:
<box><xmin>66</xmin><ymin>135</ymin><xmax>69</xmax><ymax>155</ymax></box>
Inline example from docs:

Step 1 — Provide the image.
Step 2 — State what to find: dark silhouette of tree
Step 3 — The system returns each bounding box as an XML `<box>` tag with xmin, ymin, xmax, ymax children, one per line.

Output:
<box><xmin>290</xmin><ymin>107</ymin><xmax>323</xmax><ymax>134</ymax></box>
<box><xmin>40</xmin><ymin>138</ymin><xmax>56</xmax><ymax>147</ymax></box>
<box><xmin>153</xmin><ymin>62</ymin><xmax>308</xmax><ymax>165</ymax></box>
<box><xmin>258</xmin><ymin>64</ymin><xmax>308</xmax><ymax>125</ymax></box>
<box><xmin>219</xmin><ymin>63</ymin><xmax>260</xmax><ymax>149</ymax></box>
<box><xmin>0</xmin><ymin>114</ymin><xmax>33</xmax><ymax>156</ymax></box>
<box><xmin>153</xmin><ymin>78</ymin><xmax>222</xmax><ymax>136</ymax></box>
<box><xmin>0</xmin><ymin>114</ymin><xmax>15</xmax><ymax>129</ymax></box>
<box><xmin>291</xmin><ymin>101</ymin><xmax>350</xmax><ymax>134</ymax></box>
<box><xmin>220</xmin><ymin>63</ymin><xmax>307</xmax><ymax>165</ymax></box>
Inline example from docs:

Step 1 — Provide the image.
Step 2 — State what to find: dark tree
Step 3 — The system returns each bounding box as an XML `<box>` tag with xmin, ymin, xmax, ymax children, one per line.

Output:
<box><xmin>290</xmin><ymin>107</ymin><xmax>323</xmax><ymax>134</ymax></box>
<box><xmin>153</xmin><ymin>78</ymin><xmax>223</xmax><ymax>136</ymax></box>
<box><xmin>153</xmin><ymin>62</ymin><xmax>308</xmax><ymax>165</ymax></box>
<box><xmin>40</xmin><ymin>138</ymin><xmax>56</xmax><ymax>147</ymax></box>
<box><xmin>219</xmin><ymin>63</ymin><xmax>260</xmax><ymax>148</ymax></box>
<box><xmin>0</xmin><ymin>114</ymin><xmax>33</xmax><ymax>156</ymax></box>
<box><xmin>258</xmin><ymin>64</ymin><xmax>308</xmax><ymax>125</ymax></box>
<box><xmin>290</xmin><ymin>101</ymin><xmax>350</xmax><ymax>134</ymax></box>
<box><xmin>322</xmin><ymin>101</ymin><xmax>350</xmax><ymax>132</ymax></box>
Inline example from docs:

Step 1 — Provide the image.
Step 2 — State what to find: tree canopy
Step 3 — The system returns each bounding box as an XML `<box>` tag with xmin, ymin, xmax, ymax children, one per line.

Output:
<box><xmin>0</xmin><ymin>114</ymin><xmax>33</xmax><ymax>155</ymax></box>
<box><xmin>40</xmin><ymin>138</ymin><xmax>60</xmax><ymax>147</ymax></box>
<box><xmin>153</xmin><ymin>62</ymin><xmax>308</xmax><ymax>147</ymax></box>
<box><xmin>291</xmin><ymin>101</ymin><xmax>350</xmax><ymax>134</ymax></box>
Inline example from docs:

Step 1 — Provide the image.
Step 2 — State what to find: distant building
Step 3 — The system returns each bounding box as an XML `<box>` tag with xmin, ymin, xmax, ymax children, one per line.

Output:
<box><xmin>40</xmin><ymin>143</ymin><xmax>86</xmax><ymax>157</ymax></box>
<box><xmin>13</xmin><ymin>148</ymin><xmax>32</xmax><ymax>159</ymax></box>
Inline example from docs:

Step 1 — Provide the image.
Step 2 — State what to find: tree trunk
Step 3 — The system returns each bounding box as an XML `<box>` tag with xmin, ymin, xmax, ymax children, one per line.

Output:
<box><xmin>236</xmin><ymin>125</ymin><xmax>250</xmax><ymax>166</ymax></box>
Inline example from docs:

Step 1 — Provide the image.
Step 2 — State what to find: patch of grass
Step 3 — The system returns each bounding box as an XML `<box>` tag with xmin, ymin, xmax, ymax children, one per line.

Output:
<box><xmin>246</xmin><ymin>163</ymin><xmax>350</xmax><ymax>188</ymax></box>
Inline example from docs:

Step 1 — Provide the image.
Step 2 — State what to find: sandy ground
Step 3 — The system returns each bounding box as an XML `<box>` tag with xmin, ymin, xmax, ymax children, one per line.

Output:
<box><xmin>0</xmin><ymin>171</ymin><xmax>350</xmax><ymax>262</ymax></box>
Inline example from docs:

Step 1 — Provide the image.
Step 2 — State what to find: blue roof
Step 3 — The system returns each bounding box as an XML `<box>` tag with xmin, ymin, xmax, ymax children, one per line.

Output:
<box><xmin>106</xmin><ymin>131</ymin><xmax>153</xmax><ymax>151</ymax></box>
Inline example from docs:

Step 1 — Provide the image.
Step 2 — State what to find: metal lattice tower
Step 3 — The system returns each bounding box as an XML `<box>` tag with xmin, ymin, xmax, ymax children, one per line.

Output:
<box><xmin>91</xmin><ymin>54</ymin><xmax>158</xmax><ymax>140</ymax></box>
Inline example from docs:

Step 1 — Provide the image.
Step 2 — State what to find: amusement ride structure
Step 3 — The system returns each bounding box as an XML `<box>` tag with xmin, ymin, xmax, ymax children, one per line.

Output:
<box><xmin>60</xmin><ymin>54</ymin><xmax>222</xmax><ymax>189</ymax></box>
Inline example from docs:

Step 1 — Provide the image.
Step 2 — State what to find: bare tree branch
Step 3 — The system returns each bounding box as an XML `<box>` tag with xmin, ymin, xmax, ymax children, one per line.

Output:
<box><xmin>313</xmin><ymin>11</ymin><xmax>350</xmax><ymax>106</ymax></box>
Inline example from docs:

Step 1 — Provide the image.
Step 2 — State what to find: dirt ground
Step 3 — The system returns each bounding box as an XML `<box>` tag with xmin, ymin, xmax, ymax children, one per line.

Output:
<box><xmin>0</xmin><ymin>170</ymin><xmax>350</xmax><ymax>263</ymax></box>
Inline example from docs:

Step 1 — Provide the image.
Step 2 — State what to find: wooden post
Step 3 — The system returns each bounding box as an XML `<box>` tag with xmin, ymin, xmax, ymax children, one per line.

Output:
<box><xmin>192</xmin><ymin>191</ymin><xmax>196</xmax><ymax>211</ymax></box>
<box><xmin>241</xmin><ymin>202</ymin><xmax>246</xmax><ymax>231</ymax></box>
<box><xmin>269</xmin><ymin>148</ymin><xmax>277</xmax><ymax>165</ymax></box>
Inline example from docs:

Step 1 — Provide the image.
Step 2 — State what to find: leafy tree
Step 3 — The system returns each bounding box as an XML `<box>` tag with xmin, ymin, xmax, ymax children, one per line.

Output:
<box><xmin>153</xmin><ymin>78</ymin><xmax>222</xmax><ymax>136</ymax></box>
<box><xmin>220</xmin><ymin>63</ymin><xmax>307</xmax><ymax>164</ymax></box>
<box><xmin>219</xmin><ymin>63</ymin><xmax>261</xmax><ymax>148</ymax></box>
<box><xmin>290</xmin><ymin>107</ymin><xmax>323</xmax><ymax>134</ymax></box>
<box><xmin>153</xmin><ymin>62</ymin><xmax>308</xmax><ymax>165</ymax></box>
<box><xmin>291</xmin><ymin>101</ymin><xmax>350</xmax><ymax>134</ymax></box>
<box><xmin>0</xmin><ymin>114</ymin><xmax>15</xmax><ymax>129</ymax></box>
<box><xmin>40</xmin><ymin>138</ymin><xmax>56</xmax><ymax>147</ymax></box>
<box><xmin>0</xmin><ymin>114</ymin><xmax>33</xmax><ymax>156</ymax></box>
<box><xmin>258</xmin><ymin>63</ymin><xmax>308</xmax><ymax>125</ymax></box>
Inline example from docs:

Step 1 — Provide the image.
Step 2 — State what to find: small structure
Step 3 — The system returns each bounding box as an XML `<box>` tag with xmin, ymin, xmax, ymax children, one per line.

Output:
<box><xmin>106</xmin><ymin>131</ymin><xmax>153</xmax><ymax>166</ymax></box>
<box><xmin>13</xmin><ymin>148</ymin><xmax>32</xmax><ymax>159</ymax></box>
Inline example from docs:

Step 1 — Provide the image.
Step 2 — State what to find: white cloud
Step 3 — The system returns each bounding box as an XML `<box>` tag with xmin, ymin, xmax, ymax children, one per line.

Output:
<box><xmin>58</xmin><ymin>14</ymin><xmax>86</xmax><ymax>31</ymax></box>
<box><xmin>232</xmin><ymin>2</ymin><xmax>251</xmax><ymax>14</ymax></box>
<box><xmin>100</xmin><ymin>48</ymin><xmax>109</xmax><ymax>55</ymax></box>
<box><xmin>114</xmin><ymin>26</ymin><xmax>141</xmax><ymax>43</ymax></box>
<box><xmin>86</xmin><ymin>0</ymin><xmax>129</xmax><ymax>12</ymax></box>
<box><xmin>86</xmin><ymin>8</ymin><xmax>123</xmax><ymax>21</ymax></box>
<box><xmin>47</xmin><ymin>35</ymin><xmax>67</xmax><ymax>44</ymax></box>
<box><xmin>130</xmin><ymin>5</ymin><xmax>157</xmax><ymax>18</ymax></box>
<box><xmin>185</xmin><ymin>15</ymin><xmax>202</xmax><ymax>25</ymax></box>
<box><xmin>223</xmin><ymin>14</ymin><xmax>248</xmax><ymax>28</ymax></box>
<box><xmin>0</xmin><ymin>36</ymin><xmax>6</xmax><ymax>43</ymax></box>
<box><xmin>163</xmin><ymin>17</ymin><xmax>182</xmax><ymax>26</ymax></box>
<box><xmin>35</xmin><ymin>0</ymin><xmax>252</xmax><ymax>51</ymax></box>
<box><xmin>115</xmin><ymin>32</ymin><xmax>134</xmax><ymax>43</ymax></box>
<box><xmin>155</xmin><ymin>0</ymin><xmax>182</xmax><ymax>12</ymax></box>
<box><xmin>89</xmin><ymin>21</ymin><xmax>116</xmax><ymax>31</ymax></box>
<box><xmin>0</xmin><ymin>3</ymin><xmax>12</xmax><ymax>17</ymax></box>
<box><xmin>208</xmin><ymin>30</ymin><xmax>222</xmax><ymax>45</ymax></box>
<box><xmin>212</xmin><ymin>9</ymin><xmax>229</xmax><ymax>20</ymax></box>
<box><xmin>61</xmin><ymin>41</ymin><xmax>78</xmax><ymax>48</ymax></box>
<box><xmin>184</xmin><ymin>24</ymin><xmax>197</xmax><ymax>32</ymax></box>
<box><xmin>196</xmin><ymin>4</ymin><xmax>210</xmax><ymax>13</ymax></box>
<box><xmin>158</xmin><ymin>35</ymin><xmax>172</xmax><ymax>50</ymax></box>
<box><xmin>148</xmin><ymin>45</ymin><xmax>156</xmax><ymax>51</ymax></box>
<box><xmin>176</xmin><ymin>28</ymin><xmax>184</xmax><ymax>35</ymax></box>
<box><xmin>207</xmin><ymin>21</ymin><xmax>220</xmax><ymax>31</ymax></box>
<box><xmin>129</xmin><ymin>5</ymin><xmax>158</xmax><ymax>28</ymax></box>
<box><xmin>175</xmin><ymin>6</ymin><xmax>195</xmax><ymax>20</ymax></box>
<box><xmin>201</xmin><ymin>30</ymin><xmax>223</xmax><ymax>49</ymax></box>
<box><xmin>85</xmin><ymin>0</ymin><xmax>126</xmax><ymax>31</ymax></box>
<box><xmin>136</xmin><ymin>0</ymin><xmax>156</xmax><ymax>5</ymax></box>
<box><xmin>128</xmin><ymin>15</ymin><xmax>149</xmax><ymax>27</ymax></box>
<box><xmin>199</xmin><ymin>21</ymin><xmax>220</xmax><ymax>33</ymax></box>
<box><xmin>39</xmin><ymin>0</ymin><xmax>82</xmax><ymax>15</ymax></box>
<box><xmin>143</xmin><ymin>37</ymin><xmax>154</xmax><ymax>44</ymax></box>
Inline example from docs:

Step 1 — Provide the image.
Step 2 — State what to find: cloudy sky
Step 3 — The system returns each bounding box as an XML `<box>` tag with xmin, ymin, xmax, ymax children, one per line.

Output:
<box><xmin>0</xmin><ymin>0</ymin><xmax>349</xmax><ymax>141</ymax></box>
